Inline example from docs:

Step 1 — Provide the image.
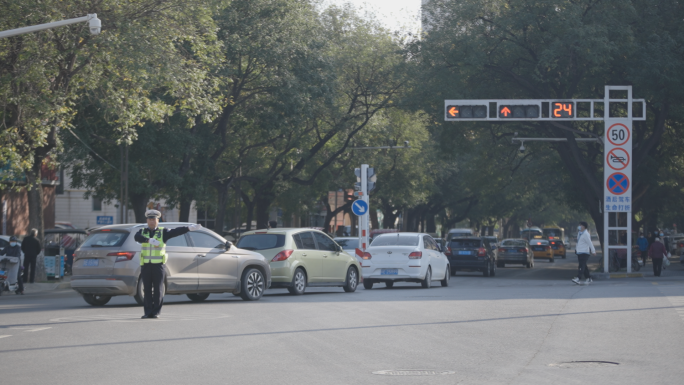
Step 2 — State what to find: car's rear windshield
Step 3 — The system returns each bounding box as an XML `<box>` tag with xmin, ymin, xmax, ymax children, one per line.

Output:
<box><xmin>236</xmin><ymin>234</ymin><xmax>286</xmax><ymax>250</ymax></box>
<box><xmin>501</xmin><ymin>240</ymin><xmax>527</xmax><ymax>247</ymax></box>
<box><xmin>335</xmin><ymin>239</ymin><xmax>359</xmax><ymax>249</ymax></box>
<box><xmin>531</xmin><ymin>240</ymin><xmax>549</xmax><ymax>245</ymax></box>
<box><xmin>450</xmin><ymin>239</ymin><xmax>482</xmax><ymax>248</ymax></box>
<box><xmin>448</xmin><ymin>232</ymin><xmax>472</xmax><ymax>239</ymax></box>
<box><xmin>371</xmin><ymin>235</ymin><xmax>419</xmax><ymax>246</ymax></box>
<box><xmin>82</xmin><ymin>231</ymin><xmax>129</xmax><ymax>247</ymax></box>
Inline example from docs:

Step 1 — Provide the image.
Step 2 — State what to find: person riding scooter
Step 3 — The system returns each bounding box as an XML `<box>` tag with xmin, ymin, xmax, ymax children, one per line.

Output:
<box><xmin>0</xmin><ymin>236</ymin><xmax>24</xmax><ymax>295</ymax></box>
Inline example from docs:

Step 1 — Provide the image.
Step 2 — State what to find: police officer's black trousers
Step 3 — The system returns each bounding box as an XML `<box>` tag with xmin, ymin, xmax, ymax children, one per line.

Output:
<box><xmin>141</xmin><ymin>263</ymin><xmax>165</xmax><ymax>316</ymax></box>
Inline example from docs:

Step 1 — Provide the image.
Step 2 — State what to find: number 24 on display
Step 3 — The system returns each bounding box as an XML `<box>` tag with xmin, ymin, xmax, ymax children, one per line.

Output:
<box><xmin>552</xmin><ymin>102</ymin><xmax>573</xmax><ymax>118</ymax></box>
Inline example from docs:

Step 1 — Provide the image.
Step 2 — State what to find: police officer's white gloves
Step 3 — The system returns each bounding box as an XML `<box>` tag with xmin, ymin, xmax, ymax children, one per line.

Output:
<box><xmin>188</xmin><ymin>224</ymin><xmax>202</xmax><ymax>232</ymax></box>
<box><xmin>148</xmin><ymin>238</ymin><xmax>161</xmax><ymax>246</ymax></box>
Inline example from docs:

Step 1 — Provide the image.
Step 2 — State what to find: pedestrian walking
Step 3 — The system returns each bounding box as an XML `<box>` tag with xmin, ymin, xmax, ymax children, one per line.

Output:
<box><xmin>133</xmin><ymin>210</ymin><xmax>202</xmax><ymax>319</ymax></box>
<box><xmin>637</xmin><ymin>233</ymin><xmax>649</xmax><ymax>267</ymax></box>
<box><xmin>648</xmin><ymin>237</ymin><xmax>667</xmax><ymax>277</ymax></box>
<box><xmin>1</xmin><ymin>236</ymin><xmax>24</xmax><ymax>294</ymax></box>
<box><xmin>21</xmin><ymin>228</ymin><xmax>41</xmax><ymax>283</ymax></box>
<box><xmin>572</xmin><ymin>221</ymin><xmax>596</xmax><ymax>285</ymax></box>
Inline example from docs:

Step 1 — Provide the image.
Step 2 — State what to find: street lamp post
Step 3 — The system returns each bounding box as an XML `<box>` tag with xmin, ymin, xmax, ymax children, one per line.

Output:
<box><xmin>0</xmin><ymin>14</ymin><xmax>101</xmax><ymax>39</ymax></box>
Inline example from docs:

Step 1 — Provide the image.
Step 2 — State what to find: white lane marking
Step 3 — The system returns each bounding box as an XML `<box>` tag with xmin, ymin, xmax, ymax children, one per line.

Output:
<box><xmin>0</xmin><ymin>304</ymin><xmax>37</xmax><ymax>310</ymax></box>
<box><xmin>25</xmin><ymin>327</ymin><xmax>52</xmax><ymax>332</ymax></box>
<box><xmin>49</xmin><ymin>313</ymin><xmax>231</xmax><ymax>323</ymax></box>
<box><xmin>0</xmin><ymin>335</ymin><xmax>11</xmax><ymax>339</ymax></box>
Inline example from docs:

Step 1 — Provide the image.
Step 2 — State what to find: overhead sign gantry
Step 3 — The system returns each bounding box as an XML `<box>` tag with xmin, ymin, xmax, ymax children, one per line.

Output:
<box><xmin>445</xmin><ymin>86</ymin><xmax>646</xmax><ymax>273</ymax></box>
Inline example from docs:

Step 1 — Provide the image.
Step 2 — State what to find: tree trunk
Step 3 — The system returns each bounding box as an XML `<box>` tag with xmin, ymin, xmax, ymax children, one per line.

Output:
<box><xmin>426</xmin><ymin>213</ymin><xmax>437</xmax><ymax>233</ymax></box>
<box><xmin>179</xmin><ymin>197</ymin><xmax>192</xmax><ymax>222</ymax></box>
<box><xmin>214</xmin><ymin>181</ymin><xmax>231</xmax><ymax>233</ymax></box>
<box><xmin>370</xmin><ymin>207</ymin><xmax>379</xmax><ymax>230</ymax></box>
<box><xmin>381</xmin><ymin>204</ymin><xmax>397</xmax><ymax>229</ymax></box>
<box><xmin>130</xmin><ymin>193</ymin><xmax>149</xmax><ymax>223</ymax></box>
<box><xmin>26</xmin><ymin>161</ymin><xmax>45</xmax><ymax>281</ymax></box>
<box><xmin>255</xmin><ymin>194</ymin><xmax>273</xmax><ymax>230</ymax></box>
<box><xmin>26</xmin><ymin>161</ymin><xmax>44</xmax><ymax>242</ymax></box>
<box><xmin>241</xmin><ymin>191</ymin><xmax>255</xmax><ymax>231</ymax></box>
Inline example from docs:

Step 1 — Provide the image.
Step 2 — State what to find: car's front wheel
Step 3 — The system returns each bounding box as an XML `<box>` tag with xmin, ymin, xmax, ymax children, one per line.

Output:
<box><xmin>343</xmin><ymin>267</ymin><xmax>358</xmax><ymax>293</ymax></box>
<box><xmin>83</xmin><ymin>294</ymin><xmax>111</xmax><ymax>306</ymax></box>
<box><xmin>287</xmin><ymin>268</ymin><xmax>307</xmax><ymax>295</ymax></box>
<box><xmin>421</xmin><ymin>267</ymin><xmax>432</xmax><ymax>288</ymax></box>
<box><xmin>240</xmin><ymin>268</ymin><xmax>266</xmax><ymax>301</ymax></box>
<box><xmin>187</xmin><ymin>293</ymin><xmax>210</xmax><ymax>302</ymax></box>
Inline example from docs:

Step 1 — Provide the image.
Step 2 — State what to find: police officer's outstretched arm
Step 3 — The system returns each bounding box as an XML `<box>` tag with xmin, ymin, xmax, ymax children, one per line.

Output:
<box><xmin>161</xmin><ymin>224</ymin><xmax>202</xmax><ymax>243</ymax></box>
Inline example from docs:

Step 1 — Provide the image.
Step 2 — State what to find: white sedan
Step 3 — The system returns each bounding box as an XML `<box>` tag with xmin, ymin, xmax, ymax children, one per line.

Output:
<box><xmin>361</xmin><ymin>233</ymin><xmax>450</xmax><ymax>289</ymax></box>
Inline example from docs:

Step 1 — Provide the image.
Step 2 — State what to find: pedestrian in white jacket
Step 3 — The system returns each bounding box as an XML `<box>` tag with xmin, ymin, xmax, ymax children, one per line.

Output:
<box><xmin>573</xmin><ymin>221</ymin><xmax>596</xmax><ymax>285</ymax></box>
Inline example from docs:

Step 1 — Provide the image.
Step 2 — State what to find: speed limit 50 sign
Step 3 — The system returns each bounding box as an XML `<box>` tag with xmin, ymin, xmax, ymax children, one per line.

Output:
<box><xmin>604</xmin><ymin>121</ymin><xmax>632</xmax><ymax>211</ymax></box>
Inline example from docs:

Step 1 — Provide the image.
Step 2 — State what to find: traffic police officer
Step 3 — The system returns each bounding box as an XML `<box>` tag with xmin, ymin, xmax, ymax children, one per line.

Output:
<box><xmin>134</xmin><ymin>210</ymin><xmax>202</xmax><ymax>319</ymax></box>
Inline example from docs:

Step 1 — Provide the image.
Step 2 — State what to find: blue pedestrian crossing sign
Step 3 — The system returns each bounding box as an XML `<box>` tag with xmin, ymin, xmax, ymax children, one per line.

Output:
<box><xmin>352</xmin><ymin>200</ymin><xmax>369</xmax><ymax>216</ymax></box>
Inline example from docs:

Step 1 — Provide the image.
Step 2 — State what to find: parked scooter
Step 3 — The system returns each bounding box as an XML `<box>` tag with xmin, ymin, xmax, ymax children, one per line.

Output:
<box><xmin>0</xmin><ymin>256</ymin><xmax>22</xmax><ymax>295</ymax></box>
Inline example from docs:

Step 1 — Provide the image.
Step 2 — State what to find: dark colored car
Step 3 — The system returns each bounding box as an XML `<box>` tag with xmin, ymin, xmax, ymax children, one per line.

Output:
<box><xmin>497</xmin><ymin>239</ymin><xmax>534</xmax><ymax>268</ymax></box>
<box><xmin>445</xmin><ymin>237</ymin><xmax>497</xmax><ymax>277</ymax></box>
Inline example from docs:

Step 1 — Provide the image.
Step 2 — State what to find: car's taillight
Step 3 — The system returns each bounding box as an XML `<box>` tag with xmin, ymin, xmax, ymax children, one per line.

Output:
<box><xmin>678</xmin><ymin>242</ymin><xmax>684</xmax><ymax>248</ymax></box>
<box><xmin>272</xmin><ymin>249</ymin><xmax>294</xmax><ymax>262</ymax></box>
<box><xmin>477</xmin><ymin>247</ymin><xmax>487</xmax><ymax>257</ymax></box>
<box><xmin>108</xmin><ymin>252</ymin><xmax>136</xmax><ymax>263</ymax></box>
<box><xmin>445</xmin><ymin>246</ymin><xmax>452</xmax><ymax>256</ymax></box>
<box><xmin>546</xmin><ymin>245</ymin><xmax>552</xmax><ymax>250</ymax></box>
<box><xmin>498</xmin><ymin>247</ymin><xmax>505</xmax><ymax>253</ymax></box>
<box><xmin>518</xmin><ymin>248</ymin><xmax>528</xmax><ymax>253</ymax></box>
<box><xmin>362</xmin><ymin>252</ymin><xmax>372</xmax><ymax>260</ymax></box>
<box><xmin>408</xmin><ymin>251</ymin><xmax>423</xmax><ymax>259</ymax></box>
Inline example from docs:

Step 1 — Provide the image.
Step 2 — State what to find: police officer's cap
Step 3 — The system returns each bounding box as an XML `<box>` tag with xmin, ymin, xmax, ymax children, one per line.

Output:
<box><xmin>9</xmin><ymin>236</ymin><xmax>17</xmax><ymax>241</ymax></box>
<box><xmin>145</xmin><ymin>209</ymin><xmax>162</xmax><ymax>219</ymax></box>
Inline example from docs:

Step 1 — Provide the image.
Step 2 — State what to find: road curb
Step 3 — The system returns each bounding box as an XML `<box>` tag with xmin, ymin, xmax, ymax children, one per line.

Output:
<box><xmin>592</xmin><ymin>272</ymin><xmax>643</xmax><ymax>280</ymax></box>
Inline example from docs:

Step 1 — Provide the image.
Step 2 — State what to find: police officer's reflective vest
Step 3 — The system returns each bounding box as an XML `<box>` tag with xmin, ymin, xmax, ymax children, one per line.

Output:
<box><xmin>140</xmin><ymin>227</ymin><xmax>167</xmax><ymax>265</ymax></box>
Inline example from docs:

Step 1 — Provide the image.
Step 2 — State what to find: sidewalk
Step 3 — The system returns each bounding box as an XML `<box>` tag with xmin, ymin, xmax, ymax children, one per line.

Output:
<box><xmin>592</xmin><ymin>256</ymin><xmax>684</xmax><ymax>280</ymax></box>
<box><xmin>21</xmin><ymin>276</ymin><xmax>72</xmax><ymax>294</ymax></box>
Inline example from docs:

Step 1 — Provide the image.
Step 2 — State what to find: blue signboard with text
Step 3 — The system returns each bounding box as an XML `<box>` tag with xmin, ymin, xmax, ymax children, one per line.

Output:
<box><xmin>97</xmin><ymin>216</ymin><xmax>113</xmax><ymax>225</ymax></box>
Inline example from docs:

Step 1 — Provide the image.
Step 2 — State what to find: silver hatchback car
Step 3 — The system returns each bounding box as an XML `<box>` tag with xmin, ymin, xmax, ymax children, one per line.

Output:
<box><xmin>70</xmin><ymin>223</ymin><xmax>271</xmax><ymax>306</ymax></box>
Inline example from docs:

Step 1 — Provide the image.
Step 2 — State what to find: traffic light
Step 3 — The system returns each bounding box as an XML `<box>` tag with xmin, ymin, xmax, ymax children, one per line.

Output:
<box><xmin>446</xmin><ymin>105</ymin><xmax>487</xmax><ymax>119</ymax></box>
<box><xmin>499</xmin><ymin>105</ymin><xmax>539</xmax><ymax>119</ymax></box>
<box><xmin>354</xmin><ymin>167</ymin><xmax>376</xmax><ymax>193</ymax></box>
<box><xmin>367</xmin><ymin>167</ymin><xmax>376</xmax><ymax>192</ymax></box>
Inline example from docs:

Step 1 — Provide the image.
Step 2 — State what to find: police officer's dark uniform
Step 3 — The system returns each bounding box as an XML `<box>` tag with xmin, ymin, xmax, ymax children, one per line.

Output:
<box><xmin>133</xmin><ymin>210</ymin><xmax>202</xmax><ymax>319</ymax></box>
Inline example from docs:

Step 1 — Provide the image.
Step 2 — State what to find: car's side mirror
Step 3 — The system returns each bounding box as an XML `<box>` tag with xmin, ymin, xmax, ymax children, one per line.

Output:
<box><xmin>225</xmin><ymin>241</ymin><xmax>233</xmax><ymax>249</ymax></box>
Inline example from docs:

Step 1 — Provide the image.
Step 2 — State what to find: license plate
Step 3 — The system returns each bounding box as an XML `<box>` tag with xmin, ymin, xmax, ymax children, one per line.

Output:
<box><xmin>0</xmin><ymin>270</ymin><xmax>5</xmax><ymax>276</ymax></box>
<box><xmin>552</xmin><ymin>247</ymin><xmax>559</xmax><ymax>250</ymax></box>
<box><xmin>83</xmin><ymin>259</ymin><xmax>99</xmax><ymax>267</ymax></box>
<box><xmin>381</xmin><ymin>269</ymin><xmax>398</xmax><ymax>275</ymax></box>
<box><xmin>458</xmin><ymin>251</ymin><xmax>471</xmax><ymax>255</ymax></box>
<box><xmin>534</xmin><ymin>247</ymin><xmax>544</xmax><ymax>251</ymax></box>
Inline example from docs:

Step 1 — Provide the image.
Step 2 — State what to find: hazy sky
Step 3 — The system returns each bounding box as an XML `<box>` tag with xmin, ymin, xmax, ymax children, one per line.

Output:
<box><xmin>324</xmin><ymin>0</ymin><xmax>422</xmax><ymax>33</ymax></box>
